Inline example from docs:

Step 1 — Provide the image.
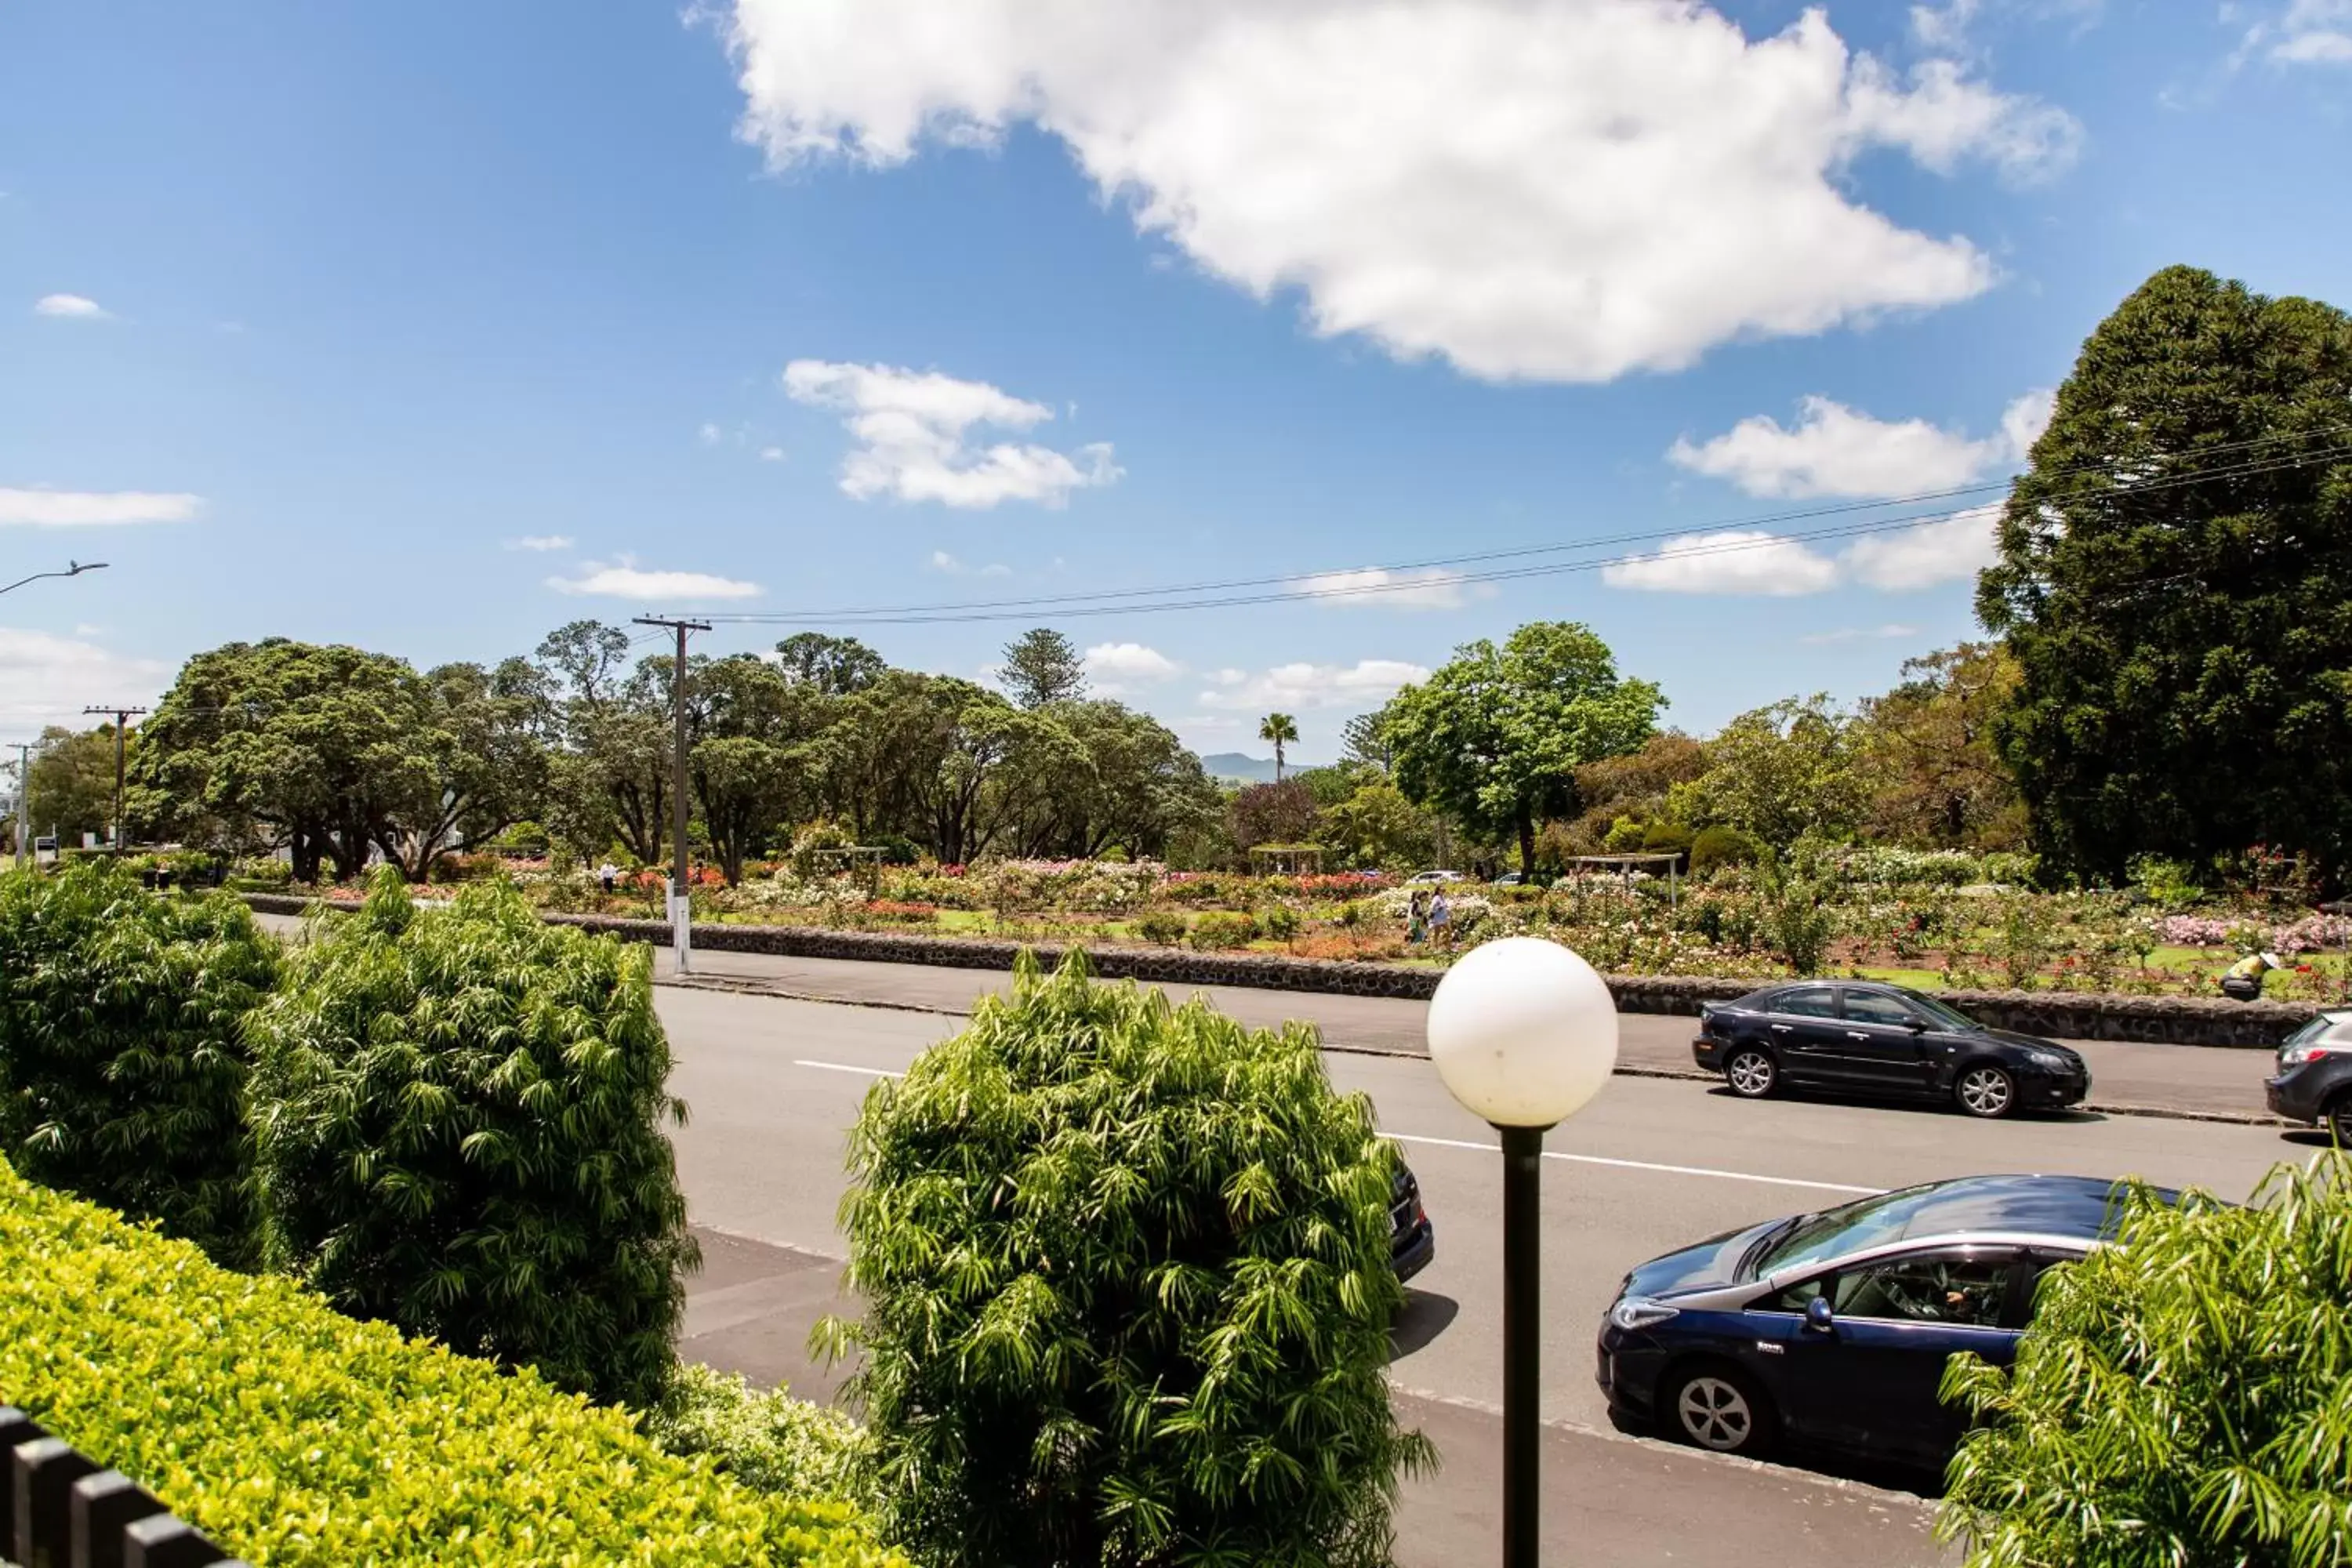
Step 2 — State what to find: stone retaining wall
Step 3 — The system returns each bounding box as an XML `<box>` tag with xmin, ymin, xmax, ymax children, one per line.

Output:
<box><xmin>237</xmin><ymin>895</ymin><xmax>2311</xmax><ymax>1049</ymax></box>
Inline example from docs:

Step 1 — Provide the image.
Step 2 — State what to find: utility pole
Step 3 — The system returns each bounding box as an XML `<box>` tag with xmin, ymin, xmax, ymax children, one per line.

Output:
<box><xmin>7</xmin><ymin>742</ymin><xmax>30</xmax><ymax>869</ymax></box>
<box><xmin>82</xmin><ymin>705</ymin><xmax>148</xmax><ymax>851</ymax></box>
<box><xmin>631</xmin><ymin>617</ymin><xmax>709</xmax><ymax>973</ymax></box>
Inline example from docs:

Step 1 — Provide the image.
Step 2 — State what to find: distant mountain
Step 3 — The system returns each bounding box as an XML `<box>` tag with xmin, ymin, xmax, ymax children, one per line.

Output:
<box><xmin>1200</xmin><ymin>751</ymin><xmax>1327</xmax><ymax>785</ymax></box>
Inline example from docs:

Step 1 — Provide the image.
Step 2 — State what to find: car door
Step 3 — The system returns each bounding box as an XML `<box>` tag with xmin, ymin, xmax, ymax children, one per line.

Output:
<box><xmin>1759</xmin><ymin>986</ymin><xmax>1844</xmax><ymax>1085</ymax></box>
<box><xmin>1788</xmin><ymin>1248</ymin><xmax>2025</xmax><ymax>1465</ymax></box>
<box><xmin>1831</xmin><ymin>989</ymin><xmax>1939</xmax><ymax>1095</ymax></box>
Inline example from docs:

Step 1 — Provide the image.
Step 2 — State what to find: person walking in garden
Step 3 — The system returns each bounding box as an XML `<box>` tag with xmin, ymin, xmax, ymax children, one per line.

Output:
<box><xmin>1407</xmin><ymin>889</ymin><xmax>1429</xmax><ymax>946</ymax></box>
<box><xmin>597</xmin><ymin>860</ymin><xmax>618</xmax><ymax>894</ymax></box>
<box><xmin>1428</xmin><ymin>888</ymin><xmax>1453</xmax><ymax>949</ymax></box>
<box><xmin>2221</xmin><ymin>950</ymin><xmax>2281</xmax><ymax>1001</ymax></box>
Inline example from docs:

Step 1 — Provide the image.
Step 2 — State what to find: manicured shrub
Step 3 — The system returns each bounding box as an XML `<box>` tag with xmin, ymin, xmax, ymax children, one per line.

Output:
<box><xmin>1639</xmin><ymin>820</ymin><xmax>1693</xmax><ymax>858</ymax></box>
<box><xmin>248</xmin><ymin>868</ymin><xmax>697</xmax><ymax>1408</ymax></box>
<box><xmin>0</xmin><ymin>861</ymin><xmax>278</xmax><ymax>1267</ymax></box>
<box><xmin>1134</xmin><ymin>909</ymin><xmax>1189</xmax><ymax>946</ymax></box>
<box><xmin>0</xmin><ymin>1155</ymin><xmax>899</xmax><ymax>1566</ymax></box>
<box><xmin>1188</xmin><ymin>909</ymin><xmax>1258</xmax><ymax>950</ymax></box>
<box><xmin>825</xmin><ymin>951</ymin><xmax>1431</xmax><ymax>1567</ymax></box>
<box><xmin>645</xmin><ymin>1362</ymin><xmax>869</xmax><ymax>1508</ymax></box>
<box><xmin>1939</xmin><ymin>1160</ymin><xmax>2352</xmax><ymax>1567</ymax></box>
<box><xmin>1689</xmin><ymin>824</ymin><xmax>1763</xmax><ymax>876</ymax></box>
<box><xmin>1258</xmin><ymin>903</ymin><xmax>1303</xmax><ymax>942</ymax></box>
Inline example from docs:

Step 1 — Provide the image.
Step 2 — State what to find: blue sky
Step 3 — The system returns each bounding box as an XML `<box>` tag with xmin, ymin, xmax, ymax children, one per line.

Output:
<box><xmin>4</xmin><ymin>0</ymin><xmax>2348</xmax><ymax>761</ymax></box>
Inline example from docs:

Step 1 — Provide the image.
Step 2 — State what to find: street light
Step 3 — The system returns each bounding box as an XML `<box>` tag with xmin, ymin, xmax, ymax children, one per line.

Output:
<box><xmin>1425</xmin><ymin>936</ymin><xmax>1620</xmax><ymax>1568</ymax></box>
<box><xmin>0</xmin><ymin>560</ymin><xmax>109</xmax><ymax>597</ymax></box>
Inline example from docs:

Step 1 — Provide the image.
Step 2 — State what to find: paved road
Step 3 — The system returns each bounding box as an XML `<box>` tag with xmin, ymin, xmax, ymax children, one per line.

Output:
<box><xmin>645</xmin><ymin>944</ymin><xmax>2281</xmax><ymax>1121</ymax></box>
<box><xmin>652</xmin><ymin>982</ymin><xmax>2307</xmax><ymax>1568</ymax></box>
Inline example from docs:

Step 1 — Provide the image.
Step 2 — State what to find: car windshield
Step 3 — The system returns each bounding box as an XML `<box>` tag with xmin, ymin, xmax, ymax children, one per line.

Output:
<box><xmin>2283</xmin><ymin>1015</ymin><xmax>2335</xmax><ymax>1051</ymax></box>
<box><xmin>1892</xmin><ymin>986</ymin><xmax>1983</xmax><ymax>1032</ymax></box>
<box><xmin>1752</xmin><ymin>1186</ymin><xmax>1944</xmax><ymax>1277</ymax></box>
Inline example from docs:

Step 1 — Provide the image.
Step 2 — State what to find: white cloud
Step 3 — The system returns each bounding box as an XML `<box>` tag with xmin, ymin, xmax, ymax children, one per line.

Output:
<box><xmin>1288</xmin><ymin>565</ymin><xmax>1481</xmax><ymax>610</ymax></box>
<box><xmin>1669</xmin><ymin>388</ymin><xmax>2053</xmax><ymax>499</ymax></box>
<box><xmin>33</xmin><ymin>294</ymin><xmax>109</xmax><ymax>320</ymax></box>
<box><xmin>1083</xmin><ymin>641</ymin><xmax>1182</xmax><ymax>685</ymax></box>
<box><xmin>546</xmin><ymin>556</ymin><xmax>764</xmax><ymax>600</ymax></box>
<box><xmin>504</xmin><ymin>534</ymin><xmax>575</xmax><ymax>552</ymax></box>
<box><xmin>926</xmin><ymin>549</ymin><xmax>1012</xmax><ymax>576</ymax></box>
<box><xmin>720</xmin><ymin>2</ymin><xmax>2078</xmax><ymax>383</ymax></box>
<box><xmin>1196</xmin><ymin>658</ymin><xmax>1431</xmax><ymax>711</ymax></box>
<box><xmin>0</xmin><ymin>488</ymin><xmax>203</xmax><ymax>527</ymax></box>
<box><xmin>783</xmin><ymin>360</ymin><xmax>1120</xmax><ymax>508</ymax></box>
<box><xmin>697</xmin><ymin>423</ymin><xmax>724</xmax><ymax>448</ymax></box>
<box><xmin>758</xmin><ymin>445</ymin><xmax>786</xmax><ymax>461</ymax></box>
<box><xmin>1842</xmin><ymin>503</ymin><xmax>2002</xmax><ymax>589</ymax></box>
<box><xmin>0</xmin><ymin>628</ymin><xmax>169</xmax><ymax>730</ymax></box>
<box><xmin>2272</xmin><ymin>0</ymin><xmax>2352</xmax><ymax>60</ymax></box>
<box><xmin>1604</xmin><ymin>530</ymin><xmax>1842</xmax><ymax>595</ymax></box>
<box><xmin>1800</xmin><ymin>622</ymin><xmax>1922</xmax><ymax>644</ymax></box>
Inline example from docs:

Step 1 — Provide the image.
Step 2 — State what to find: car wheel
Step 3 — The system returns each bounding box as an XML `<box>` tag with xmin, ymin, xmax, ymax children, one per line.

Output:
<box><xmin>2327</xmin><ymin>1098</ymin><xmax>2352</xmax><ymax>1148</ymax></box>
<box><xmin>1725</xmin><ymin>1047</ymin><xmax>1779</xmax><ymax>1100</ymax></box>
<box><xmin>1955</xmin><ymin>1064</ymin><xmax>2018</xmax><ymax>1119</ymax></box>
<box><xmin>1666</xmin><ymin>1364</ymin><xmax>1776</xmax><ymax>1457</ymax></box>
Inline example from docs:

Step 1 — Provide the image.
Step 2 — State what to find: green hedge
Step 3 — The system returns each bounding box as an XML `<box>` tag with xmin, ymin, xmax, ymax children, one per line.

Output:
<box><xmin>0</xmin><ymin>1155</ymin><xmax>902</xmax><ymax>1566</ymax></box>
<box><xmin>0</xmin><ymin>861</ymin><xmax>279</xmax><ymax>1266</ymax></box>
<box><xmin>249</xmin><ymin>869</ymin><xmax>699</xmax><ymax>1410</ymax></box>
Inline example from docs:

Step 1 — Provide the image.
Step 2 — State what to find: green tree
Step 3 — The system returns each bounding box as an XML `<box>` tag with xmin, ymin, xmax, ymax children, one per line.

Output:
<box><xmin>1011</xmin><ymin>699</ymin><xmax>1220</xmax><ymax>860</ymax></box>
<box><xmin>1978</xmin><ymin>265</ymin><xmax>2352</xmax><ymax>882</ymax></box>
<box><xmin>17</xmin><ymin>724</ymin><xmax>119</xmax><ymax>845</ymax></box>
<box><xmin>775</xmin><ymin>632</ymin><xmax>887</xmax><ymax>696</ymax></box>
<box><xmin>1227</xmin><ymin>779</ymin><xmax>1317</xmax><ymax>855</ymax></box>
<box><xmin>1316</xmin><ymin>779</ymin><xmax>1437</xmax><ymax>871</ymax></box>
<box><xmin>1857</xmin><ymin>643</ymin><xmax>2025</xmax><ymax>850</ymax></box>
<box><xmin>376</xmin><ymin>658</ymin><xmax>551</xmax><ymax>880</ymax></box>
<box><xmin>1258</xmin><ymin>712</ymin><xmax>1300</xmax><ymax>782</ymax></box>
<box><xmin>1563</xmin><ymin>731</ymin><xmax>1710</xmax><ymax>852</ymax></box>
<box><xmin>1000</xmin><ymin>626</ymin><xmax>1089</xmax><ymax>709</ymax></box>
<box><xmin>824</xmin><ymin>952</ymin><xmax>1431</xmax><ymax>1566</ymax></box>
<box><xmin>1682</xmin><ymin>695</ymin><xmax>1865</xmax><ymax>852</ymax></box>
<box><xmin>1388</xmin><ymin>621</ymin><xmax>1664</xmax><ymax>877</ymax></box>
<box><xmin>533</xmin><ymin>622</ymin><xmax>673</xmax><ymax>867</ymax></box>
<box><xmin>128</xmin><ymin>640</ymin><xmax>440</xmax><ymax>882</ymax></box>
<box><xmin>249</xmin><ymin>871</ymin><xmax>696</xmax><ymax>1409</ymax></box>
<box><xmin>0</xmin><ymin>860</ymin><xmax>280</xmax><ymax>1266</ymax></box>
<box><xmin>691</xmin><ymin>653</ymin><xmax>826</xmax><ymax>884</ymax></box>
<box><xmin>1939</xmin><ymin>1160</ymin><xmax>2352</xmax><ymax>1566</ymax></box>
<box><xmin>1340</xmin><ymin>706</ymin><xmax>1396</xmax><ymax>771</ymax></box>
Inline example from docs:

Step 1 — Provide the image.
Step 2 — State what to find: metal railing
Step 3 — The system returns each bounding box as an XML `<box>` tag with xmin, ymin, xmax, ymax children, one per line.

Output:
<box><xmin>2</xmin><ymin>1406</ymin><xmax>245</xmax><ymax>1568</ymax></box>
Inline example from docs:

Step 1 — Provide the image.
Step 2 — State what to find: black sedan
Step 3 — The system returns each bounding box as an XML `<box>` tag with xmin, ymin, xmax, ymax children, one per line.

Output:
<box><xmin>1596</xmin><ymin>1174</ymin><xmax>2154</xmax><ymax>1468</ymax></box>
<box><xmin>2265</xmin><ymin>1008</ymin><xmax>2352</xmax><ymax>1142</ymax></box>
<box><xmin>1691</xmin><ymin>982</ymin><xmax>2089</xmax><ymax>1118</ymax></box>
<box><xmin>1391</xmin><ymin>1162</ymin><xmax>1436</xmax><ymax>1282</ymax></box>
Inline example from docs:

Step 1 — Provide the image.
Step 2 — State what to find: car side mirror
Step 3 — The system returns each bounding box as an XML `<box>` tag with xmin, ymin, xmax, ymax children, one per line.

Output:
<box><xmin>1906</xmin><ymin>1018</ymin><xmax>1929</xmax><ymax>1033</ymax></box>
<box><xmin>1804</xmin><ymin>1296</ymin><xmax>1835</xmax><ymax>1332</ymax></box>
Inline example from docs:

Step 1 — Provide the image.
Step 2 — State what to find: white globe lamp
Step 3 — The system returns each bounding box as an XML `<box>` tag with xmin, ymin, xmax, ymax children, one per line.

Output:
<box><xmin>1425</xmin><ymin>935</ymin><xmax>1620</xmax><ymax>1568</ymax></box>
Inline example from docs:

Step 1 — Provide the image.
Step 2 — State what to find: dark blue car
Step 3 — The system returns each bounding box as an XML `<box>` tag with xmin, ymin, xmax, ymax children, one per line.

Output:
<box><xmin>1595</xmin><ymin>1174</ymin><xmax>2154</xmax><ymax>1468</ymax></box>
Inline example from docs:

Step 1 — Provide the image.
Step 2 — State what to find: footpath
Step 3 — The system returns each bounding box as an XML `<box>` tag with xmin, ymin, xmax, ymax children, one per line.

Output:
<box><xmin>681</xmin><ymin>1225</ymin><xmax>1955</xmax><ymax>1568</ymax></box>
<box><xmin>647</xmin><ymin>945</ymin><xmax>2280</xmax><ymax>1124</ymax></box>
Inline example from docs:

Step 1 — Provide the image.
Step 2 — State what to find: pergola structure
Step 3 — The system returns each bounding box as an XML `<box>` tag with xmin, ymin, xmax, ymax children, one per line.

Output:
<box><xmin>1249</xmin><ymin>843</ymin><xmax>1324</xmax><ymax>877</ymax></box>
<box><xmin>1559</xmin><ymin>851</ymin><xmax>1682</xmax><ymax>909</ymax></box>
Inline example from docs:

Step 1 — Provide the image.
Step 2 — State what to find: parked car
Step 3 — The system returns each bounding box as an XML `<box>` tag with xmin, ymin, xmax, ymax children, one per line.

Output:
<box><xmin>2265</xmin><ymin>1008</ymin><xmax>2352</xmax><ymax>1142</ymax></box>
<box><xmin>1490</xmin><ymin>871</ymin><xmax>1525</xmax><ymax>887</ymax></box>
<box><xmin>1406</xmin><ymin>869</ymin><xmax>1466</xmax><ymax>884</ymax></box>
<box><xmin>1391</xmin><ymin>1161</ymin><xmax>1436</xmax><ymax>1282</ymax></box>
<box><xmin>1596</xmin><ymin>1173</ymin><xmax>2166</xmax><ymax>1467</ymax></box>
<box><xmin>1691</xmin><ymin>981</ymin><xmax>2089</xmax><ymax>1119</ymax></box>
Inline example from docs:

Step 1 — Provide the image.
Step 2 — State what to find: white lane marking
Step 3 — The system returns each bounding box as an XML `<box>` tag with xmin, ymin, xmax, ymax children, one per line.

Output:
<box><xmin>788</xmin><ymin>1062</ymin><xmax>1880</xmax><ymax>1196</ymax></box>
<box><xmin>1385</xmin><ymin>1133</ymin><xmax>1881</xmax><ymax>1196</ymax></box>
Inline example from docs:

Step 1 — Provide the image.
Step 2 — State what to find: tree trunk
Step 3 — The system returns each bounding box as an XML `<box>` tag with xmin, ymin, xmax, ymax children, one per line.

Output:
<box><xmin>1517</xmin><ymin>805</ymin><xmax>1537</xmax><ymax>879</ymax></box>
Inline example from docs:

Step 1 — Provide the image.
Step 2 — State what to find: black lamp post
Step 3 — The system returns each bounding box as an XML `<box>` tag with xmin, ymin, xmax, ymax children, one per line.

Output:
<box><xmin>1425</xmin><ymin>937</ymin><xmax>1621</xmax><ymax>1567</ymax></box>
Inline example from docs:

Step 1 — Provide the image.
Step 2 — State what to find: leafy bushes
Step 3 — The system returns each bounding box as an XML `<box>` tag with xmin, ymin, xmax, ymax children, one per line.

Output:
<box><xmin>826</xmin><ymin>951</ymin><xmax>1431</xmax><ymax>1566</ymax></box>
<box><xmin>1134</xmin><ymin>909</ymin><xmax>1189</xmax><ymax>946</ymax></box>
<box><xmin>1689</xmin><ymin>825</ymin><xmax>1762</xmax><ymax>876</ymax></box>
<box><xmin>1257</xmin><ymin>903</ymin><xmax>1303</xmax><ymax>942</ymax></box>
<box><xmin>1188</xmin><ymin>909</ymin><xmax>1258</xmax><ymax>949</ymax></box>
<box><xmin>1940</xmin><ymin>1159</ymin><xmax>2352</xmax><ymax>1567</ymax></box>
<box><xmin>645</xmin><ymin>1362</ymin><xmax>869</xmax><ymax>1508</ymax></box>
<box><xmin>0</xmin><ymin>1155</ymin><xmax>899</xmax><ymax>1566</ymax></box>
<box><xmin>248</xmin><ymin>868</ymin><xmax>697</xmax><ymax>1408</ymax></box>
<box><xmin>0</xmin><ymin>862</ymin><xmax>279</xmax><ymax>1266</ymax></box>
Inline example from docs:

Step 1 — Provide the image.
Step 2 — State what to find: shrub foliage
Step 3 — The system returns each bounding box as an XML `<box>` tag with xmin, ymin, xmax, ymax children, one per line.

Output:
<box><xmin>0</xmin><ymin>862</ymin><xmax>278</xmax><ymax>1265</ymax></box>
<box><xmin>0</xmin><ymin>1154</ymin><xmax>898</xmax><ymax>1566</ymax></box>
<box><xmin>826</xmin><ymin>949</ymin><xmax>1431</xmax><ymax>1567</ymax></box>
<box><xmin>249</xmin><ymin>868</ymin><xmax>697</xmax><ymax>1407</ymax></box>
<box><xmin>1939</xmin><ymin>1158</ymin><xmax>2352</xmax><ymax>1566</ymax></box>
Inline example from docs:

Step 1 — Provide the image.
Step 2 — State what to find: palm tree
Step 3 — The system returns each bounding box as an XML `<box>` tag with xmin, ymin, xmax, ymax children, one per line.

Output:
<box><xmin>1259</xmin><ymin>712</ymin><xmax>1299</xmax><ymax>782</ymax></box>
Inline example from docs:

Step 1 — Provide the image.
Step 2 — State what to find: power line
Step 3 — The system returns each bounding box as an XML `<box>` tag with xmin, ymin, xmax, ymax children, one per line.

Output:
<box><xmin>81</xmin><ymin>705</ymin><xmax>148</xmax><ymax>851</ymax></box>
<box><xmin>691</xmin><ymin>437</ymin><xmax>2352</xmax><ymax>626</ymax></box>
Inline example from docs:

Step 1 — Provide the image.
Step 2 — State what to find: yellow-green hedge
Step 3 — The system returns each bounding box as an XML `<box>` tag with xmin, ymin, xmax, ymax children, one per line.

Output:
<box><xmin>0</xmin><ymin>1156</ymin><xmax>906</xmax><ymax>1566</ymax></box>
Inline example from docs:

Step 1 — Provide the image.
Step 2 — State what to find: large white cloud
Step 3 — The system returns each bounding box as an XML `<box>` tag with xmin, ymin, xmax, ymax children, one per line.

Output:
<box><xmin>547</xmin><ymin>557</ymin><xmax>764</xmax><ymax>600</ymax></box>
<box><xmin>1288</xmin><ymin>566</ymin><xmax>1480</xmax><ymax>611</ymax></box>
<box><xmin>0</xmin><ymin>628</ymin><xmax>170</xmax><ymax>731</ymax></box>
<box><xmin>0</xmin><ymin>488</ymin><xmax>203</xmax><ymax>527</ymax></box>
<box><xmin>1197</xmin><ymin>658</ymin><xmax>1431</xmax><ymax>711</ymax></box>
<box><xmin>1841</xmin><ymin>503</ymin><xmax>2003</xmax><ymax>590</ymax></box>
<box><xmin>2263</xmin><ymin>0</ymin><xmax>2352</xmax><ymax>63</ymax></box>
<box><xmin>1668</xmin><ymin>388</ymin><xmax>2053</xmax><ymax>499</ymax></box>
<box><xmin>783</xmin><ymin>360</ymin><xmax>1120</xmax><ymax>508</ymax></box>
<box><xmin>32</xmin><ymin>294</ymin><xmax>109</xmax><ymax>320</ymax></box>
<box><xmin>1602</xmin><ymin>529</ymin><xmax>1842</xmax><ymax>595</ymax></box>
<box><xmin>721</xmin><ymin>1</ymin><xmax>2078</xmax><ymax>382</ymax></box>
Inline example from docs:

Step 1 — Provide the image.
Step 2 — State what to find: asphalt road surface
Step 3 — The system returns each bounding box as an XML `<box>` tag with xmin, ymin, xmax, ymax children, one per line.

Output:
<box><xmin>650</xmin><ymin>978</ymin><xmax>2307</xmax><ymax>1568</ymax></box>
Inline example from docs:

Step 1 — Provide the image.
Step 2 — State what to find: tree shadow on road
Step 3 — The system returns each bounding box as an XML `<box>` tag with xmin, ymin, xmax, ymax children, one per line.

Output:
<box><xmin>1388</xmin><ymin>1290</ymin><xmax>1460</xmax><ymax>1359</ymax></box>
<box><xmin>1697</xmin><ymin>1083</ymin><xmax>2107</xmax><ymax>1126</ymax></box>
